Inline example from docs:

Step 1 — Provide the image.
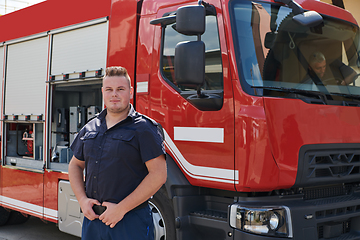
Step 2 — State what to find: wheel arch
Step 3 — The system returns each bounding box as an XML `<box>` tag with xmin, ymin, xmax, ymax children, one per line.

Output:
<box><xmin>164</xmin><ymin>153</ymin><xmax>193</xmax><ymax>200</ymax></box>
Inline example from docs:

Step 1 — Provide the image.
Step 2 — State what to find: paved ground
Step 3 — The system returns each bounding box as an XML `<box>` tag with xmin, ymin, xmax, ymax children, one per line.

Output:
<box><xmin>0</xmin><ymin>216</ymin><xmax>80</xmax><ymax>240</ymax></box>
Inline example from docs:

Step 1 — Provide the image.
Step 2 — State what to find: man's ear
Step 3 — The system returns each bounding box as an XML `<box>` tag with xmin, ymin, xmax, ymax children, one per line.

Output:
<box><xmin>130</xmin><ymin>87</ymin><xmax>134</xmax><ymax>99</ymax></box>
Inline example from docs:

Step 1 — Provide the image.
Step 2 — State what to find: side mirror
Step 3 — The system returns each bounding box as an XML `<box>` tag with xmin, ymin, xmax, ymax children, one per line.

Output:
<box><xmin>274</xmin><ymin>0</ymin><xmax>323</xmax><ymax>27</ymax></box>
<box><xmin>293</xmin><ymin>11</ymin><xmax>323</xmax><ymax>27</ymax></box>
<box><xmin>176</xmin><ymin>5</ymin><xmax>206</xmax><ymax>36</ymax></box>
<box><xmin>174</xmin><ymin>41</ymin><xmax>205</xmax><ymax>86</ymax></box>
<box><xmin>174</xmin><ymin>4</ymin><xmax>206</xmax><ymax>87</ymax></box>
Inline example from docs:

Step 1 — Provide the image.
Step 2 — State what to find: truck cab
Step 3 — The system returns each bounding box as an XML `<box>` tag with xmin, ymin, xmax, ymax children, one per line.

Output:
<box><xmin>146</xmin><ymin>0</ymin><xmax>360</xmax><ymax>239</ymax></box>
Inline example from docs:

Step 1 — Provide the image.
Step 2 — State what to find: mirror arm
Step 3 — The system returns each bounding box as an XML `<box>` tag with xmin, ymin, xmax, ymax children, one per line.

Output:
<box><xmin>274</xmin><ymin>0</ymin><xmax>304</xmax><ymax>15</ymax></box>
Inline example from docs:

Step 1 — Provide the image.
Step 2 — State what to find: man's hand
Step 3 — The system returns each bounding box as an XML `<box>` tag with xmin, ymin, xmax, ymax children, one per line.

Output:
<box><xmin>99</xmin><ymin>202</ymin><xmax>126</xmax><ymax>228</ymax></box>
<box><xmin>79</xmin><ymin>197</ymin><xmax>101</xmax><ymax>221</ymax></box>
<box><xmin>98</xmin><ymin>154</ymin><xmax>166</xmax><ymax>228</ymax></box>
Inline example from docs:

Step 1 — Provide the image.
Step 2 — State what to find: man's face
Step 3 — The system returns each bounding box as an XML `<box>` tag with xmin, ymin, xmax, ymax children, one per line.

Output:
<box><xmin>102</xmin><ymin>76</ymin><xmax>133</xmax><ymax>114</ymax></box>
<box><xmin>310</xmin><ymin>60</ymin><xmax>326</xmax><ymax>79</ymax></box>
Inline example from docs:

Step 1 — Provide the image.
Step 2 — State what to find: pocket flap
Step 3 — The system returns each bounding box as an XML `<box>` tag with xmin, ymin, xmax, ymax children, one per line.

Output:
<box><xmin>112</xmin><ymin>132</ymin><xmax>135</xmax><ymax>141</ymax></box>
<box><xmin>81</xmin><ymin>131</ymin><xmax>99</xmax><ymax>140</ymax></box>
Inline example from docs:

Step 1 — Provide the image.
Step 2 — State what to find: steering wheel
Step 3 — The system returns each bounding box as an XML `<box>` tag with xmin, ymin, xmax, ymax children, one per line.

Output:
<box><xmin>351</xmin><ymin>74</ymin><xmax>360</xmax><ymax>86</ymax></box>
<box><xmin>321</xmin><ymin>78</ymin><xmax>343</xmax><ymax>86</ymax></box>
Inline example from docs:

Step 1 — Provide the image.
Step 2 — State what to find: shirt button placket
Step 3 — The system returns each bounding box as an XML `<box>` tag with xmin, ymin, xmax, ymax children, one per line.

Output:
<box><xmin>94</xmin><ymin>133</ymin><xmax>104</xmax><ymax>199</ymax></box>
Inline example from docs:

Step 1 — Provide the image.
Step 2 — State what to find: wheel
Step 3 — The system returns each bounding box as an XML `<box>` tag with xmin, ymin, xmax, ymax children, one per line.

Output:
<box><xmin>0</xmin><ymin>206</ymin><xmax>11</xmax><ymax>226</ymax></box>
<box><xmin>149</xmin><ymin>187</ymin><xmax>176</xmax><ymax>240</ymax></box>
<box><xmin>6</xmin><ymin>211</ymin><xmax>29</xmax><ymax>225</ymax></box>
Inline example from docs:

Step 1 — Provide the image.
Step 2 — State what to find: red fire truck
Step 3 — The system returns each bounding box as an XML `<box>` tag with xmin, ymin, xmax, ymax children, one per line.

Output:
<box><xmin>1</xmin><ymin>0</ymin><xmax>360</xmax><ymax>239</ymax></box>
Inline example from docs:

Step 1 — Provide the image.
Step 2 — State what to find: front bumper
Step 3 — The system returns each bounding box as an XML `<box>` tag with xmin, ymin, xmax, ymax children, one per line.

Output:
<box><xmin>229</xmin><ymin>191</ymin><xmax>360</xmax><ymax>240</ymax></box>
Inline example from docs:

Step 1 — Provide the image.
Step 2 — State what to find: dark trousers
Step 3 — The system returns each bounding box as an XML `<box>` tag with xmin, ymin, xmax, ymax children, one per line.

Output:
<box><xmin>81</xmin><ymin>206</ymin><xmax>154</xmax><ymax>240</ymax></box>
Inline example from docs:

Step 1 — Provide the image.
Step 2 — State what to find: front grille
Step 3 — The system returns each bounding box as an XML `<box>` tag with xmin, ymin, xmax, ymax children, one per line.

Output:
<box><xmin>315</xmin><ymin>204</ymin><xmax>360</xmax><ymax>219</ymax></box>
<box><xmin>295</xmin><ymin>144</ymin><xmax>360</xmax><ymax>187</ymax></box>
<box><xmin>304</xmin><ymin>184</ymin><xmax>353</xmax><ymax>200</ymax></box>
<box><xmin>309</xmin><ymin>154</ymin><xmax>360</xmax><ymax>178</ymax></box>
<box><xmin>317</xmin><ymin>220</ymin><xmax>351</xmax><ymax>239</ymax></box>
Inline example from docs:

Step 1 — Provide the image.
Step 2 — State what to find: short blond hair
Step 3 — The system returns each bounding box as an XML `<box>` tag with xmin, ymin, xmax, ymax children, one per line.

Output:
<box><xmin>103</xmin><ymin>66</ymin><xmax>131</xmax><ymax>87</ymax></box>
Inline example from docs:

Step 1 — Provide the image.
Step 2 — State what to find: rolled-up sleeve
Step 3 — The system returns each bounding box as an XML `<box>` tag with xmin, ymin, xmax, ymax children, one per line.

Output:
<box><xmin>138</xmin><ymin>125</ymin><xmax>166</xmax><ymax>163</ymax></box>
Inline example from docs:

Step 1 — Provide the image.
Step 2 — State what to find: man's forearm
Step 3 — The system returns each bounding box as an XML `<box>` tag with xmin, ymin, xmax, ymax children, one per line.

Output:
<box><xmin>119</xmin><ymin>168</ymin><xmax>166</xmax><ymax>212</ymax></box>
<box><xmin>68</xmin><ymin>158</ymin><xmax>87</xmax><ymax>202</ymax></box>
<box><xmin>69</xmin><ymin>157</ymin><xmax>101</xmax><ymax>220</ymax></box>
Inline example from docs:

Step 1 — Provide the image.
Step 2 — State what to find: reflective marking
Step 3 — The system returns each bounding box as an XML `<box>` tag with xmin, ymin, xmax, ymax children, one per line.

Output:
<box><xmin>44</xmin><ymin>208</ymin><xmax>58</xmax><ymax>220</ymax></box>
<box><xmin>174</xmin><ymin>127</ymin><xmax>224</xmax><ymax>143</ymax></box>
<box><xmin>136</xmin><ymin>81</ymin><xmax>148</xmax><ymax>93</ymax></box>
<box><xmin>0</xmin><ymin>195</ymin><xmax>58</xmax><ymax>221</ymax></box>
<box><xmin>164</xmin><ymin>130</ymin><xmax>238</xmax><ymax>184</ymax></box>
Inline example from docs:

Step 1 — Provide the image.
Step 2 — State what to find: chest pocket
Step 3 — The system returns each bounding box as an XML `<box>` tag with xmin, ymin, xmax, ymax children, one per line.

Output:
<box><xmin>81</xmin><ymin>131</ymin><xmax>99</xmax><ymax>153</ymax></box>
<box><xmin>111</xmin><ymin>131</ymin><xmax>138</xmax><ymax>152</ymax></box>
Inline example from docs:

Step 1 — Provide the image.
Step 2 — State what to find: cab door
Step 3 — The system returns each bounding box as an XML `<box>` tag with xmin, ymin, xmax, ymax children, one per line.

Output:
<box><xmin>137</xmin><ymin>0</ymin><xmax>236</xmax><ymax>190</ymax></box>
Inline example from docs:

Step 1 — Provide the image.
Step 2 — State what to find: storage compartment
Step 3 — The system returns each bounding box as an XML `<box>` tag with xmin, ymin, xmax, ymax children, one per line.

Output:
<box><xmin>5</xmin><ymin>122</ymin><xmax>44</xmax><ymax>169</ymax></box>
<box><xmin>50</xmin><ymin>80</ymin><xmax>102</xmax><ymax>171</ymax></box>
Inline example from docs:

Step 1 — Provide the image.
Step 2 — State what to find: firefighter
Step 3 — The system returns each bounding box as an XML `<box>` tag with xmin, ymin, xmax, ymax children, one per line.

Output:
<box><xmin>308</xmin><ymin>51</ymin><xmax>326</xmax><ymax>80</ymax></box>
<box><xmin>68</xmin><ymin>66</ymin><xmax>167</xmax><ymax>240</ymax></box>
<box><xmin>302</xmin><ymin>51</ymin><xmax>356</xmax><ymax>87</ymax></box>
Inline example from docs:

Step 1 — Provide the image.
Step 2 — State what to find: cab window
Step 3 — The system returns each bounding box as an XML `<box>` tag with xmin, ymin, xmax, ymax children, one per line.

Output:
<box><xmin>161</xmin><ymin>14</ymin><xmax>224</xmax><ymax>110</ymax></box>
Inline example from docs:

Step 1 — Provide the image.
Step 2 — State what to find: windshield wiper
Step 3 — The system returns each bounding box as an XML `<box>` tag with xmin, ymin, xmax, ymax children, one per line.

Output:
<box><xmin>329</xmin><ymin>92</ymin><xmax>360</xmax><ymax>102</ymax></box>
<box><xmin>252</xmin><ymin>86</ymin><xmax>328</xmax><ymax>104</ymax></box>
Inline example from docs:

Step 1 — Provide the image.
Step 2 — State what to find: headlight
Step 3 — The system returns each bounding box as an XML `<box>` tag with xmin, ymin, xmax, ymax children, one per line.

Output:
<box><xmin>269</xmin><ymin>212</ymin><xmax>280</xmax><ymax>230</ymax></box>
<box><xmin>230</xmin><ymin>205</ymin><xmax>292</xmax><ymax>238</ymax></box>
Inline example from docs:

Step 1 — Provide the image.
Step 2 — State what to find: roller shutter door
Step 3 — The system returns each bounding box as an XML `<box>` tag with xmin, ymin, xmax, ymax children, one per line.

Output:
<box><xmin>5</xmin><ymin>37</ymin><xmax>48</xmax><ymax>116</ymax></box>
<box><xmin>51</xmin><ymin>22</ymin><xmax>108</xmax><ymax>75</ymax></box>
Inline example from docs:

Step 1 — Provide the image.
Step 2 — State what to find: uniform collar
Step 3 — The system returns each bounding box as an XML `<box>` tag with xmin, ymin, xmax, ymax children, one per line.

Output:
<box><xmin>98</xmin><ymin>104</ymin><xmax>137</xmax><ymax>122</ymax></box>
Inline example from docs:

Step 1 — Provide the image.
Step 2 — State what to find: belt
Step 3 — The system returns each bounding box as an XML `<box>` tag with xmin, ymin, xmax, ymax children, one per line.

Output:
<box><xmin>92</xmin><ymin>201</ymin><xmax>149</xmax><ymax>215</ymax></box>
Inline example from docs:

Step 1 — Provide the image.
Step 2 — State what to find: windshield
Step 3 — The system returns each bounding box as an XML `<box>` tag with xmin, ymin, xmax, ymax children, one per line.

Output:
<box><xmin>230</xmin><ymin>0</ymin><xmax>360</xmax><ymax>104</ymax></box>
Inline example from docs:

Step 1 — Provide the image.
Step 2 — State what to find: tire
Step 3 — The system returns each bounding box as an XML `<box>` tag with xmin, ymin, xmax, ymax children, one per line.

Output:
<box><xmin>0</xmin><ymin>206</ymin><xmax>11</xmax><ymax>226</ymax></box>
<box><xmin>149</xmin><ymin>187</ymin><xmax>176</xmax><ymax>240</ymax></box>
<box><xmin>6</xmin><ymin>211</ymin><xmax>30</xmax><ymax>225</ymax></box>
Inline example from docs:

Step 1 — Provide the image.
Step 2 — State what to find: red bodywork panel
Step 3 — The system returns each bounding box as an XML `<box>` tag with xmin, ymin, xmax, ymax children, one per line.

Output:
<box><xmin>0</xmin><ymin>0</ymin><xmax>111</xmax><ymax>43</ymax></box>
<box><xmin>107</xmin><ymin>0</ymin><xmax>139</xmax><ymax>83</ymax></box>
<box><xmin>298</xmin><ymin>0</ymin><xmax>357</xmax><ymax>25</ymax></box>
<box><xmin>223</xmin><ymin>0</ymin><xmax>359</xmax><ymax>191</ymax></box>
<box><xmin>264</xmin><ymin>97</ymin><xmax>360</xmax><ymax>189</ymax></box>
<box><xmin>0</xmin><ymin>168</ymin><xmax>43</xmax><ymax>217</ymax></box>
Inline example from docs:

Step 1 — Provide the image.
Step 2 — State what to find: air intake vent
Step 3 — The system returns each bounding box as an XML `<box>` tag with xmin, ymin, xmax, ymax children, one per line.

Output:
<box><xmin>303</xmin><ymin>184</ymin><xmax>353</xmax><ymax>200</ymax></box>
<box><xmin>295</xmin><ymin>144</ymin><xmax>360</xmax><ymax>187</ymax></box>
<box><xmin>317</xmin><ymin>220</ymin><xmax>351</xmax><ymax>239</ymax></box>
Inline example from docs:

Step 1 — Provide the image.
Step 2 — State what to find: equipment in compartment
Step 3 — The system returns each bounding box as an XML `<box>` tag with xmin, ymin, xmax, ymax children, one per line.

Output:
<box><xmin>87</xmin><ymin>106</ymin><xmax>101</xmax><ymax>120</ymax></box>
<box><xmin>69</xmin><ymin>106</ymin><xmax>100</xmax><ymax>143</ymax></box>
<box><xmin>69</xmin><ymin>106</ymin><xmax>86</xmax><ymax>144</ymax></box>
<box><xmin>5</xmin><ymin>122</ymin><xmax>43</xmax><ymax>162</ymax></box>
<box><xmin>22</xmin><ymin>128</ymin><xmax>34</xmax><ymax>156</ymax></box>
<box><xmin>51</xmin><ymin>141</ymin><xmax>73</xmax><ymax>163</ymax></box>
<box><xmin>55</xmin><ymin>108</ymin><xmax>68</xmax><ymax>134</ymax></box>
<box><xmin>52</xmin><ymin>106</ymin><xmax>101</xmax><ymax>163</ymax></box>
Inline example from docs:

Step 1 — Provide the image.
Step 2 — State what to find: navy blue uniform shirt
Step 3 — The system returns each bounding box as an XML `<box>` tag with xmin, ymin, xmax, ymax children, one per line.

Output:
<box><xmin>70</xmin><ymin>104</ymin><xmax>165</xmax><ymax>204</ymax></box>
